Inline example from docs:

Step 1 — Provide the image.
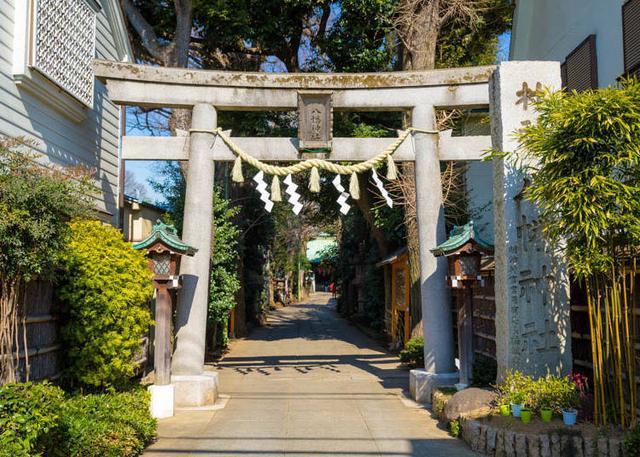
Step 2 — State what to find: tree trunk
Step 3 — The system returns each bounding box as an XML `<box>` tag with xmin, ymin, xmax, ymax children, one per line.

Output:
<box><xmin>354</xmin><ymin>173</ymin><xmax>391</xmax><ymax>258</ymax></box>
<box><xmin>395</xmin><ymin>0</ymin><xmax>444</xmax><ymax>338</ymax></box>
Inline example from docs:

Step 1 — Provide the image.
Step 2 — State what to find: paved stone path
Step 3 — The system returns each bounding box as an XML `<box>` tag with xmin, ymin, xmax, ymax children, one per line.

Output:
<box><xmin>144</xmin><ymin>293</ymin><xmax>475</xmax><ymax>456</ymax></box>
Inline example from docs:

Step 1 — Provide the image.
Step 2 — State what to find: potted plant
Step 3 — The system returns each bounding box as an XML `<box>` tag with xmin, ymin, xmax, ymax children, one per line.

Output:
<box><xmin>510</xmin><ymin>392</ymin><xmax>525</xmax><ymax>418</ymax></box>
<box><xmin>520</xmin><ymin>406</ymin><xmax>532</xmax><ymax>424</ymax></box>
<box><xmin>561</xmin><ymin>385</ymin><xmax>580</xmax><ymax>426</ymax></box>
<box><xmin>499</xmin><ymin>403</ymin><xmax>510</xmax><ymax>416</ymax></box>
<box><xmin>540</xmin><ymin>405</ymin><xmax>553</xmax><ymax>423</ymax></box>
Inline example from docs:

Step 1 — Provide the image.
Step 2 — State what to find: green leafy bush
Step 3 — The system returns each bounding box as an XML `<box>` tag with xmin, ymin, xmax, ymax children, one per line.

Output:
<box><xmin>496</xmin><ymin>370</ymin><xmax>533</xmax><ymax>405</ymax></box>
<box><xmin>0</xmin><ymin>139</ymin><xmax>94</xmax><ymax>383</ymax></box>
<box><xmin>624</xmin><ymin>424</ymin><xmax>640</xmax><ymax>457</ymax></box>
<box><xmin>448</xmin><ymin>419</ymin><xmax>461</xmax><ymax>438</ymax></box>
<box><xmin>0</xmin><ymin>382</ymin><xmax>64</xmax><ymax>457</ymax></box>
<box><xmin>59</xmin><ymin>220</ymin><xmax>154</xmax><ymax>390</ymax></box>
<box><xmin>209</xmin><ymin>188</ymin><xmax>241</xmax><ymax>348</ymax></box>
<box><xmin>0</xmin><ymin>383</ymin><xmax>156</xmax><ymax>457</ymax></box>
<box><xmin>54</xmin><ymin>389</ymin><xmax>156</xmax><ymax>457</ymax></box>
<box><xmin>496</xmin><ymin>371</ymin><xmax>579</xmax><ymax>412</ymax></box>
<box><xmin>399</xmin><ymin>336</ymin><xmax>424</xmax><ymax>367</ymax></box>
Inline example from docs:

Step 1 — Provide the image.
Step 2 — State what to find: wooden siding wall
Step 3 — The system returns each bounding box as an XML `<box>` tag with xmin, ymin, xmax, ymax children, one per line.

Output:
<box><xmin>471</xmin><ymin>273</ymin><xmax>496</xmax><ymax>362</ymax></box>
<box><xmin>450</xmin><ymin>265</ymin><xmax>496</xmax><ymax>377</ymax></box>
<box><xmin>0</xmin><ymin>0</ymin><xmax>125</xmax><ymax>223</ymax></box>
<box><xmin>14</xmin><ymin>280</ymin><xmax>62</xmax><ymax>382</ymax></box>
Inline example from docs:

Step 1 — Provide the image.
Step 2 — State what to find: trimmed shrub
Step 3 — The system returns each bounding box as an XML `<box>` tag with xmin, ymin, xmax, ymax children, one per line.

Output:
<box><xmin>59</xmin><ymin>220</ymin><xmax>154</xmax><ymax>390</ymax></box>
<box><xmin>399</xmin><ymin>336</ymin><xmax>424</xmax><ymax>367</ymax></box>
<box><xmin>54</xmin><ymin>389</ymin><xmax>156</xmax><ymax>457</ymax></box>
<box><xmin>0</xmin><ymin>383</ymin><xmax>156</xmax><ymax>457</ymax></box>
<box><xmin>0</xmin><ymin>382</ymin><xmax>65</xmax><ymax>457</ymax></box>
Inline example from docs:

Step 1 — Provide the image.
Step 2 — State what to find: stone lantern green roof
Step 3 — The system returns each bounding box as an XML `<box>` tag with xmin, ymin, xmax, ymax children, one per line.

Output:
<box><xmin>431</xmin><ymin>221</ymin><xmax>493</xmax><ymax>257</ymax></box>
<box><xmin>133</xmin><ymin>221</ymin><xmax>197</xmax><ymax>256</ymax></box>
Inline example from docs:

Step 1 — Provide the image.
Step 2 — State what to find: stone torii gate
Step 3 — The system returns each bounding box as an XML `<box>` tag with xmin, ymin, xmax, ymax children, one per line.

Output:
<box><xmin>94</xmin><ymin>60</ymin><xmax>571</xmax><ymax>408</ymax></box>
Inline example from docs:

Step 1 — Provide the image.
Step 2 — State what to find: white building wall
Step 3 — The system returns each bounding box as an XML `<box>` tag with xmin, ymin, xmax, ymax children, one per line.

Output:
<box><xmin>510</xmin><ymin>0</ymin><xmax>626</xmax><ymax>87</ymax></box>
<box><xmin>0</xmin><ymin>0</ymin><xmax>130</xmax><ymax>223</ymax></box>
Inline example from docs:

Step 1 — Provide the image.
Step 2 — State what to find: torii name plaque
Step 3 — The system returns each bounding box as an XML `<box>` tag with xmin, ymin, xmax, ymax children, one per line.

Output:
<box><xmin>298</xmin><ymin>91</ymin><xmax>333</xmax><ymax>151</ymax></box>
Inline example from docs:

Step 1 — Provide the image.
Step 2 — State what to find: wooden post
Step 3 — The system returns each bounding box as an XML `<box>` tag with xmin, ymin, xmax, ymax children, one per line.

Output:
<box><xmin>154</xmin><ymin>287</ymin><xmax>172</xmax><ymax>386</ymax></box>
<box><xmin>458</xmin><ymin>287</ymin><xmax>475</xmax><ymax>386</ymax></box>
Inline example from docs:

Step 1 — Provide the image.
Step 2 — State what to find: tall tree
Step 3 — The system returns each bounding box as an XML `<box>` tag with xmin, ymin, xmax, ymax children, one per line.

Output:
<box><xmin>393</xmin><ymin>0</ymin><xmax>511</xmax><ymax>335</ymax></box>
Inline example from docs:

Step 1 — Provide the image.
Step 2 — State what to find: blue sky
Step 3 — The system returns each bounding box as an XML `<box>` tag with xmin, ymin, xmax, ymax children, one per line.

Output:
<box><xmin>125</xmin><ymin>31</ymin><xmax>512</xmax><ymax>205</ymax></box>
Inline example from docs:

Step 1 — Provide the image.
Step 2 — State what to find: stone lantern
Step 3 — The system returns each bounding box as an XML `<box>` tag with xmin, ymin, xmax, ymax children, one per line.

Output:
<box><xmin>133</xmin><ymin>221</ymin><xmax>197</xmax><ymax>418</ymax></box>
<box><xmin>431</xmin><ymin>221</ymin><xmax>493</xmax><ymax>388</ymax></box>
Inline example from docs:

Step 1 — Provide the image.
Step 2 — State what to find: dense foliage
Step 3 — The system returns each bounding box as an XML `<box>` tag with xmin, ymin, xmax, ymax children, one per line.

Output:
<box><xmin>496</xmin><ymin>371</ymin><xmax>580</xmax><ymax>413</ymax></box>
<box><xmin>0</xmin><ymin>381</ymin><xmax>64</xmax><ymax>456</ymax></box>
<box><xmin>0</xmin><ymin>140</ymin><xmax>94</xmax><ymax>281</ymax></box>
<box><xmin>514</xmin><ymin>80</ymin><xmax>640</xmax><ymax>426</ymax></box>
<box><xmin>59</xmin><ymin>220</ymin><xmax>154</xmax><ymax>390</ymax></box>
<box><xmin>209</xmin><ymin>187</ymin><xmax>241</xmax><ymax>348</ymax></box>
<box><xmin>0</xmin><ymin>382</ymin><xmax>155</xmax><ymax>457</ymax></box>
<box><xmin>0</xmin><ymin>140</ymin><xmax>95</xmax><ymax>382</ymax></box>
<box><xmin>516</xmin><ymin>80</ymin><xmax>640</xmax><ymax>277</ymax></box>
<box><xmin>56</xmin><ymin>389</ymin><xmax>156</xmax><ymax>457</ymax></box>
<box><xmin>399</xmin><ymin>336</ymin><xmax>424</xmax><ymax>367</ymax></box>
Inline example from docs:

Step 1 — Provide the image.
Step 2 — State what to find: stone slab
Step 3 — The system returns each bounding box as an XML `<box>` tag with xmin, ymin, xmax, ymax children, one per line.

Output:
<box><xmin>171</xmin><ymin>372</ymin><xmax>219</xmax><ymax>407</ymax></box>
<box><xmin>409</xmin><ymin>368</ymin><xmax>458</xmax><ymax>404</ymax></box>
<box><xmin>148</xmin><ymin>384</ymin><xmax>174</xmax><ymax>419</ymax></box>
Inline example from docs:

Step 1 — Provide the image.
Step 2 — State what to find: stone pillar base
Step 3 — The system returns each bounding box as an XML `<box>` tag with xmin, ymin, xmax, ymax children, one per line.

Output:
<box><xmin>148</xmin><ymin>384</ymin><xmax>174</xmax><ymax>419</ymax></box>
<box><xmin>410</xmin><ymin>369</ymin><xmax>458</xmax><ymax>405</ymax></box>
<box><xmin>172</xmin><ymin>372</ymin><xmax>219</xmax><ymax>408</ymax></box>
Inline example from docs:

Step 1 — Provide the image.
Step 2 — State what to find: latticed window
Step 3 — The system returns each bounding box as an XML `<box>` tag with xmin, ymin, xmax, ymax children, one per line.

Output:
<box><xmin>152</xmin><ymin>253</ymin><xmax>172</xmax><ymax>276</ymax></box>
<box><xmin>33</xmin><ymin>0</ymin><xmax>97</xmax><ymax>107</ymax></box>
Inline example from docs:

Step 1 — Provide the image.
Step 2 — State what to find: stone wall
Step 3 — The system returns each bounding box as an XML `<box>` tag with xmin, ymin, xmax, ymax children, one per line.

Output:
<box><xmin>461</xmin><ymin>418</ymin><xmax>626</xmax><ymax>457</ymax></box>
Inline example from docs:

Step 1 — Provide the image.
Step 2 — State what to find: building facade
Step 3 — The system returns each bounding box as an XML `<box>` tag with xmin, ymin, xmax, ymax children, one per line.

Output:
<box><xmin>510</xmin><ymin>0</ymin><xmax>639</xmax><ymax>89</ymax></box>
<box><xmin>1</xmin><ymin>0</ymin><xmax>133</xmax><ymax>224</ymax></box>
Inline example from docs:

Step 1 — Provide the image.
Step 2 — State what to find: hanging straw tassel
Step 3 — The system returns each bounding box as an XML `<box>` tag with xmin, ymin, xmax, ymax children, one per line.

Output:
<box><xmin>232</xmin><ymin>156</ymin><xmax>244</xmax><ymax>182</ymax></box>
<box><xmin>271</xmin><ymin>175</ymin><xmax>282</xmax><ymax>202</ymax></box>
<box><xmin>386</xmin><ymin>153</ymin><xmax>398</xmax><ymax>180</ymax></box>
<box><xmin>349</xmin><ymin>172</ymin><xmax>360</xmax><ymax>200</ymax></box>
<box><xmin>309</xmin><ymin>167</ymin><xmax>321</xmax><ymax>193</ymax></box>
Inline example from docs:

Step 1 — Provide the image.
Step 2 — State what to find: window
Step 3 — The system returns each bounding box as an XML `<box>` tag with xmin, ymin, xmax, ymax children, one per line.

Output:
<box><xmin>623</xmin><ymin>0</ymin><xmax>640</xmax><ymax>76</ymax></box>
<box><xmin>13</xmin><ymin>0</ymin><xmax>99</xmax><ymax>120</ymax></box>
<box><xmin>561</xmin><ymin>35</ymin><xmax>598</xmax><ymax>92</ymax></box>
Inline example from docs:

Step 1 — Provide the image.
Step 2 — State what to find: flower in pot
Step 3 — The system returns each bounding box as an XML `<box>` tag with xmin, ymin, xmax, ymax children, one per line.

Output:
<box><xmin>509</xmin><ymin>392</ymin><xmax>525</xmax><ymax>418</ymax></box>
<box><xmin>520</xmin><ymin>407</ymin><xmax>533</xmax><ymax>424</ymax></box>
<box><xmin>499</xmin><ymin>403</ymin><xmax>510</xmax><ymax>416</ymax></box>
<box><xmin>561</xmin><ymin>384</ymin><xmax>580</xmax><ymax>426</ymax></box>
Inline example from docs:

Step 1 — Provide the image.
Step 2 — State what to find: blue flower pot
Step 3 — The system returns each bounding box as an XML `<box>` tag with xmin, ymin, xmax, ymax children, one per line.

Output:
<box><xmin>562</xmin><ymin>409</ymin><xmax>577</xmax><ymax>426</ymax></box>
<box><xmin>510</xmin><ymin>403</ymin><xmax>524</xmax><ymax>417</ymax></box>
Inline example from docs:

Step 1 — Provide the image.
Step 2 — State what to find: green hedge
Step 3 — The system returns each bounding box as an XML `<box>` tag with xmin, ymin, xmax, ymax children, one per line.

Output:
<box><xmin>0</xmin><ymin>383</ymin><xmax>156</xmax><ymax>457</ymax></box>
<box><xmin>60</xmin><ymin>220</ymin><xmax>154</xmax><ymax>390</ymax></box>
<box><xmin>399</xmin><ymin>336</ymin><xmax>424</xmax><ymax>367</ymax></box>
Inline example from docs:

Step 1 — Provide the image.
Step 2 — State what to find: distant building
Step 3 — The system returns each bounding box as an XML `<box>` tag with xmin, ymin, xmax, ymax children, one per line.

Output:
<box><xmin>122</xmin><ymin>195</ymin><xmax>166</xmax><ymax>242</ymax></box>
<box><xmin>2</xmin><ymin>0</ymin><xmax>133</xmax><ymax>224</ymax></box>
<box><xmin>510</xmin><ymin>0</ymin><xmax>639</xmax><ymax>89</ymax></box>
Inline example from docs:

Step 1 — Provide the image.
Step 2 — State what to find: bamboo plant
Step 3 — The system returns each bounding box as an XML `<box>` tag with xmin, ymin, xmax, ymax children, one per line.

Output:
<box><xmin>511</xmin><ymin>79</ymin><xmax>640</xmax><ymax>427</ymax></box>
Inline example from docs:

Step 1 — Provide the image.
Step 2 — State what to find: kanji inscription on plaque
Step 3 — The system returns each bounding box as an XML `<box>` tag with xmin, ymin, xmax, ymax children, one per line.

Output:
<box><xmin>298</xmin><ymin>92</ymin><xmax>333</xmax><ymax>151</ymax></box>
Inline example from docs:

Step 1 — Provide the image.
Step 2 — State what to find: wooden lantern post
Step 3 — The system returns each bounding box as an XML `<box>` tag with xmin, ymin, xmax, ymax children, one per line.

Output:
<box><xmin>133</xmin><ymin>222</ymin><xmax>197</xmax><ymax>390</ymax></box>
<box><xmin>431</xmin><ymin>221</ymin><xmax>493</xmax><ymax>388</ymax></box>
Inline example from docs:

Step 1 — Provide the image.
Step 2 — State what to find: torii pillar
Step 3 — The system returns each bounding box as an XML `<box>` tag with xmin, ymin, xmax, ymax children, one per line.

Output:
<box><xmin>409</xmin><ymin>105</ymin><xmax>458</xmax><ymax>404</ymax></box>
<box><xmin>171</xmin><ymin>104</ymin><xmax>219</xmax><ymax>407</ymax></box>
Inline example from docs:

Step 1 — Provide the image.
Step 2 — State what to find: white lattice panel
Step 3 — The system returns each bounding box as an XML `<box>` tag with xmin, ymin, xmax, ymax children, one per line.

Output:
<box><xmin>34</xmin><ymin>0</ymin><xmax>96</xmax><ymax>107</ymax></box>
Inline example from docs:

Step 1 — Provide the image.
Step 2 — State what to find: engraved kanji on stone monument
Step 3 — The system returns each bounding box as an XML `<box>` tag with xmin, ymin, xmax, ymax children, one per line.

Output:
<box><xmin>298</xmin><ymin>91</ymin><xmax>332</xmax><ymax>151</ymax></box>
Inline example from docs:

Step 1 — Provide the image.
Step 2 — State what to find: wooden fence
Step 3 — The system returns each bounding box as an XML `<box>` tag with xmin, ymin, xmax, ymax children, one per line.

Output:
<box><xmin>13</xmin><ymin>280</ymin><xmax>63</xmax><ymax>382</ymax></box>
